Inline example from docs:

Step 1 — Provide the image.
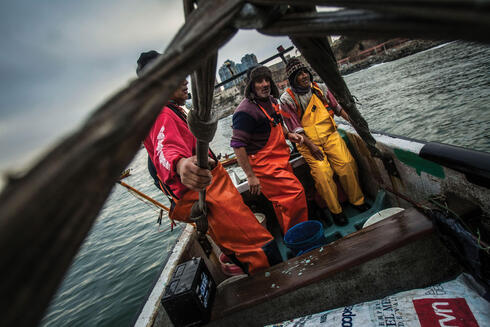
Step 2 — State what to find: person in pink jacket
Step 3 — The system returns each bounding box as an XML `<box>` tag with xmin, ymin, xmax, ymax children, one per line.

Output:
<box><xmin>137</xmin><ymin>51</ymin><xmax>281</xmax><ymax>274</ymax></box>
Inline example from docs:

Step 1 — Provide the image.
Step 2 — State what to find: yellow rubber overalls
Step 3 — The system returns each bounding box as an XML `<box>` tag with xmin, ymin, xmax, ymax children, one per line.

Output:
<box><xmin>287</xmin><ymin>84</ymin><xmax>364</xmax><ymax>214</ymax></box>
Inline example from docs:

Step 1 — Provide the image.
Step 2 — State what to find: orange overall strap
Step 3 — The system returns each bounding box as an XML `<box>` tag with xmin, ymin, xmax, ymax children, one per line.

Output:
<box><xmin>255</xmin><ymin>102</ymin><xmax>280</xmax><ymax>126</ymax></box>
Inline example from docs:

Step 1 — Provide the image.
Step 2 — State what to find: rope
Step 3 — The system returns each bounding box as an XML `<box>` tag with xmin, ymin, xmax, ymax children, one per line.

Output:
<box><xmin>187</xmin><ymin>109</ymin><xmax>218</xmax><ymax>143</ymax></box>
<box><xmin>382</xmin><ymin>186</ymin><xmax>488</xmax><ymax>253</ymax></box>
<box><xmin>428</xmin><ymin>194</ymin><xmax>489</xmax><ymax>253</ymax></box>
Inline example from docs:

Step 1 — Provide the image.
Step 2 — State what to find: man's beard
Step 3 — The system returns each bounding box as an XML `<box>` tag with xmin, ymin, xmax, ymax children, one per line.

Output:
<box><xmin>257</xmin><ymin>88</ymin><xmax>270</xmax><ymax>98</ymax></box>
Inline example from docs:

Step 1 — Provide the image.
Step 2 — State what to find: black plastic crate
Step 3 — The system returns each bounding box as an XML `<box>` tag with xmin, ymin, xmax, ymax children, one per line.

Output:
<box><xmin>162</xmin><ymin>257</ymin><xmax>216</xmax><ymax>327</ymax></box>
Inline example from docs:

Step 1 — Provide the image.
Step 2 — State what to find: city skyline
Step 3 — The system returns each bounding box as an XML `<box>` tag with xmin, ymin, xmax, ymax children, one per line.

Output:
<box><xmin>218</xmin><ymin>53</ymin><xmax>258</xmax><ymax>89</ymax></box>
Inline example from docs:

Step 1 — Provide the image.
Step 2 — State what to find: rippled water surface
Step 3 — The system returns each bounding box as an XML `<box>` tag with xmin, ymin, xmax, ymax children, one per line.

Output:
<box><xmin>41</xmin><ymin>41</ymin><xmax>489</xmax><ymax>327</ymax></box>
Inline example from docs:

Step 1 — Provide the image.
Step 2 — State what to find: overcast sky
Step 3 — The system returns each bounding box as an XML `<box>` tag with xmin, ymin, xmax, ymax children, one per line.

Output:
<box><xmin>0</xmin><ymin>0</ymin><xmax>294</xmax><ymax>182</ymax></box>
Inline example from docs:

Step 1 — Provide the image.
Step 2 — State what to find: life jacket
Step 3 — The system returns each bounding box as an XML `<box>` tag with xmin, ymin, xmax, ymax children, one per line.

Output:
<box><xmin>286</xmin><ymin>82</ymin><xmax>335</xmax><ymax>120</ymax></box>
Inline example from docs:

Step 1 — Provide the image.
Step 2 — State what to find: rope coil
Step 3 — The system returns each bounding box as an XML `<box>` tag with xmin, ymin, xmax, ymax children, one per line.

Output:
<box><xmin>187</xmin><ymin>109</ymin><xmax>218</xmax><ymax>143</ymax></box>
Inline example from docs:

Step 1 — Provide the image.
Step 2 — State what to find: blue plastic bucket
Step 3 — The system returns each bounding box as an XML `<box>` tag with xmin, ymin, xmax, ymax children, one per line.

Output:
<box><xmin>284</xmin><ymin>221</ymin><xmax>326</xmax><ymax>255</ymax></box>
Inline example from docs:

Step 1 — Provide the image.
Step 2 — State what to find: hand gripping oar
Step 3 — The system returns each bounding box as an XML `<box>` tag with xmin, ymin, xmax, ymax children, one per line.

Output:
<box><xmin>187</xmin><ymin>112</ymin><xmax>218</xmax><ymax>257</ymax></box>
<box><xmin>186</xmin><ymin>50</ymin><xmax>219</xmax><ymax>257</ymax></box>
<box><xmin>182</xmin><ymin>0</ymin><xmax>238</xmax><ymax>256</ymax></box>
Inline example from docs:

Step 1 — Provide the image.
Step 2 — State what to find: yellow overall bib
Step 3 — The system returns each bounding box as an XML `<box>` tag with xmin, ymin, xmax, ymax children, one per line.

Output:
<box><xmin>293</xmin><ymin>87</ymin><xmax>364</xmax><ymax>214</ymax></box>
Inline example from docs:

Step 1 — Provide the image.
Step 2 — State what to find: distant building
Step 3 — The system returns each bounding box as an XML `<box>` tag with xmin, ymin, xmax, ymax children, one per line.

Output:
<box><xmin>241</xmin><ymin>53</ymin><xmax>258</xmax><ymax>70</ymax></box>
<box><xmin>218</xmin><ymin>53</ymin><xmax>258</xmax><ymax>89</ymax></box>
<box><xmin>218</xmin><ymin>60</ymin><xmax>239</xmax><ymax>89</ymax></box>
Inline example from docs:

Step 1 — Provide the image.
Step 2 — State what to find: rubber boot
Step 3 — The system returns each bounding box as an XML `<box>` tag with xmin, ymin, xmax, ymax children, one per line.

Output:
<box><xmin>332</xmin><ymin>212</ymin><xmax>348</xmax><ymax>226</ymax></box>
<box><xmin>354</xmin><ymin>203</ymin><xmax>370</xmax><ymax>212</ymax></box>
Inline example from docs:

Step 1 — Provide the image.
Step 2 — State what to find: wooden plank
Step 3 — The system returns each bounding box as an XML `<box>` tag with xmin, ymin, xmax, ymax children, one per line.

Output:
<box><xmin>211</xmin><ymin>207</ymin><xmax>434</xmax><ymax>319</ymax></box>
<box><xmin>0</xmin><ymin>1</ymin><xmax>242</xmax><ymax>326</ymax></box>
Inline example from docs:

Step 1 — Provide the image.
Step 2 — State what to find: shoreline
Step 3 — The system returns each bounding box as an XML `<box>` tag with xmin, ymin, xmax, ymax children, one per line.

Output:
<box><xmin>338</xmin><ymin>40</ymin><xmax>446</xmax><ymax>76</ymax></box>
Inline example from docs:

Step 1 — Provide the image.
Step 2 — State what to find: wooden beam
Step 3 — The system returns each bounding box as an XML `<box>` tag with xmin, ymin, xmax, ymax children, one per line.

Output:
<box><xmin>185</xmin><ymin>0</ymin><xmax>220</xmax><ymax>250</ymax></box>
<box><xmin>259</xmin><ymin>9</ymin><xmax>490</xmax><ymax>42</ymax></box>
<box><xmin>251</xmin><ymin>0</ymin><xmax>486</xmax><ymax>3</ymax></box>
<box><xmin>0</xmin><ymin>1</ymin><xmax>242</xmax><ymax>326</ymax></box>
<box><xmin>249</xmin><ymin>0</ymin><xmax>490</xmax><ymax>27</ymax></box>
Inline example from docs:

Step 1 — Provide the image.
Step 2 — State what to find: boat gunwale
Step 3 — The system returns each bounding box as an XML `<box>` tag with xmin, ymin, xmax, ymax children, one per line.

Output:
<box><xmin>134</xmin><ymin>225</ymin><xmax>195</xmax><ymax>327</ymax></box>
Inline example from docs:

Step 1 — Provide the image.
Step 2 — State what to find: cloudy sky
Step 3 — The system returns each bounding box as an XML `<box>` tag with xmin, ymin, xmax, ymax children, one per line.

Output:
<box><xmin>0</xmin><ymin>0</ymin><xmax>293</xmax><ymax>181</ymax></box>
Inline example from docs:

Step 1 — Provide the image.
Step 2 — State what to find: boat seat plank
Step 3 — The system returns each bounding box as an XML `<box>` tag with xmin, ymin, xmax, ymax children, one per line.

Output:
<box><xmin>211</xmin><ymin>207</ymin><xmax>434</xmax><ymax>320</ymax></box>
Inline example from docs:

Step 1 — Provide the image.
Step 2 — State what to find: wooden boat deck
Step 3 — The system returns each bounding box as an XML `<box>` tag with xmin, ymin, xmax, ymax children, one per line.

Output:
<box><xmin>209</xmin><ymin>207</ymin><xmax>462</xmax><ymax>326</ymax></box>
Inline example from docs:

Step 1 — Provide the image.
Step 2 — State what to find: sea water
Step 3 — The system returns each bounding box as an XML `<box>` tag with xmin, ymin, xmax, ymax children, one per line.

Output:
<box><xmin>41</xmin><ymin>41</ymin><xmax>489</xmax><ymax>327</ymax></box>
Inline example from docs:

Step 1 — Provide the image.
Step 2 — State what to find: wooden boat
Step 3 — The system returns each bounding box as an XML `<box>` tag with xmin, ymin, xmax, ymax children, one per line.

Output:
<box><xmin>134</xmin><ymin>124</ymin><xmax>490</xmax><ymax>327</ymax></box>
<box><xmin>1</xmin><ymin>1</ymin><xmax>488</xmax><ymax>327</ymax></box>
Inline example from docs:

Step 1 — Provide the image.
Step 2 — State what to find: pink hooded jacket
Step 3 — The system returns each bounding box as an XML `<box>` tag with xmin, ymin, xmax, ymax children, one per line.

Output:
<box><xmin>144</xmin><ymin>104</ymin><xmax>194</xmax><ymax>199</ymax></box>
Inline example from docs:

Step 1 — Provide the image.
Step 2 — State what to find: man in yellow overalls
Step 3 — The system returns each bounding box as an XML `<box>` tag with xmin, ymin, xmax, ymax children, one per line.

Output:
<box><xmin>280</xmin><ymin>58</ymin><xmax>369</xmax><ymax>226</ymax></box>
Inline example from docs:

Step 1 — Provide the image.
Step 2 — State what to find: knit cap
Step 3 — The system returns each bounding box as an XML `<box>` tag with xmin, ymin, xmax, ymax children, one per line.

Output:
<box><xmin>286</xmin><ymin>58</ymin><xmax>313</xmax><ymax>87</ymax></box>
<box><xmin>136</xmin><ymin>50</ymin><xmax>160</xmax><ymax>76</ymax></box>
<box><xmin>244</xmin><ymin>65</ymin><xmax>279</xmax><ymax>100</ymax></box>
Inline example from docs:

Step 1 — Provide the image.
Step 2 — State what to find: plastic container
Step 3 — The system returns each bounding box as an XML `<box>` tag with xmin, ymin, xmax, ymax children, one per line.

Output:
<box><xmin>363</xmin><ymin>207</ymin><xmax>405</xmax><ymax>228</ymax></box>
<box><xmin>254</xmin><ymin>212</ymin><xmax>267</xmax><ymax>228</ymax></box>
<box><xmin>284</xmin><ymin>220</ymin><xmax>326</xmax><ymax>255</ymax></box>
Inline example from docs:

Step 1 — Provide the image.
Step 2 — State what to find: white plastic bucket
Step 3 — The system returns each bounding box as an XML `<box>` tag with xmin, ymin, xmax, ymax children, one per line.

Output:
<box><xmin>363</xmin><ymin>207</ymin><xmax>405</xmax><ymax>228</ymax></box>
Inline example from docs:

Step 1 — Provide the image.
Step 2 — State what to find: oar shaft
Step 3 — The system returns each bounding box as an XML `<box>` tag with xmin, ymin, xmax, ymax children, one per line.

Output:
<box><xmin>195</xmin><ymin>140</ymin><xmax>209</xmax><ymax>211</ymax></box>
<box><xmin>117</xmin><ymin>181</ymin><xmax>170</xmax><ymax>212</ymax></box>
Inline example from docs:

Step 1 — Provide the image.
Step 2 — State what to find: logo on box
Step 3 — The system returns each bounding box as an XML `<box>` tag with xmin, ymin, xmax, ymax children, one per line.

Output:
<box><xmin>413</xmin><ymin>298</ymin><xmax>479</xmax><ymax>327</ymax></box>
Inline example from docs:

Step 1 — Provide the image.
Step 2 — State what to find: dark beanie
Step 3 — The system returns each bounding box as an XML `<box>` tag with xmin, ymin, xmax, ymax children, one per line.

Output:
<box><xmin>244</xmin><ymin>65</ymin><xmax>279</xmax><ymax>100</ymax></box>
<box><xmin>136</xmin><ymin>50</ymin><xmax>160</xmax><ymax>76</ymax></box>
<box><xmin>286</xmin><ymin>58</ymin><xmax>313</xmax><ymax>88</ymax></box>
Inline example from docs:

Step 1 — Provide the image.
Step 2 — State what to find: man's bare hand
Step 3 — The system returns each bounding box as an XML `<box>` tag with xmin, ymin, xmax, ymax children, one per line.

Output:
<box><xmin>308</xmin><ymin>143</ymin><xmax>324</xmax><ymax>161</ymax></box>
<box><xmin>288</xmin><ymin>132</ymin><xmax>304</xmax><ymax>145</ymax></box>
<box><xmin>176</xmin><ymin>156</ymin><xmax>214</xmax><ymax>191</ymax></box>
<box><xmin>247</xmin><ymin>175</ymin><xmax>261</xmax><ymax>196</ymax></box>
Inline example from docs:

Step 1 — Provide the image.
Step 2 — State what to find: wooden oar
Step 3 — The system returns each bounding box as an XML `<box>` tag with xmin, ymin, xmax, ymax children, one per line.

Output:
<box><xmin>116</xmin><ymin>180</ymin><xmax>170</xmax><ymax>212</ymax></box>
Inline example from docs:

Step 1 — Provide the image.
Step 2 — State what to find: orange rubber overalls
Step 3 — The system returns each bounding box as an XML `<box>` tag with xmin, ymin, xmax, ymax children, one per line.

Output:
<box><xmin>169</xmin><ymin>162</ymin><xmax>276</xmax><ymax>274</ymax></box>
<box><xmin>287</xmin><ymin>84</ymin><xmax>364</xmax><ymax>214</ymax></box>
<box><xmin>248</xmin><ymin>102</ymin><xmax>308</xmax><ymax>235</ymax></box>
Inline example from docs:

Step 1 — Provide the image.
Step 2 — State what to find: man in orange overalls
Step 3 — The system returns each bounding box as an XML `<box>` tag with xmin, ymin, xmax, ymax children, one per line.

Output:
<box><xmin>231</xmin><ymin>65</ymin><xmax>308</xmax><ymax>235</ymax></box>
<box><xmin>280</xmin><ymin>58</ymin><xmax>369</xmax><ymax>226</ymax></box>
<box><xmin>138</xmin><ymin>51</ymin><xmax>282</xmax><ymax>275</ymax></box>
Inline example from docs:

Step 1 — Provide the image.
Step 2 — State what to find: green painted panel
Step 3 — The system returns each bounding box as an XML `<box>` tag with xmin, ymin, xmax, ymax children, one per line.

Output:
<box><xmin>337</xmin><ymin>128</ymin><xmax>350</xmax><ymax>147</ymax></box>
<box><xmin>394</xmin><ymin>148</ymin><xmax>445</xmax><ymax>179</ymax></box>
